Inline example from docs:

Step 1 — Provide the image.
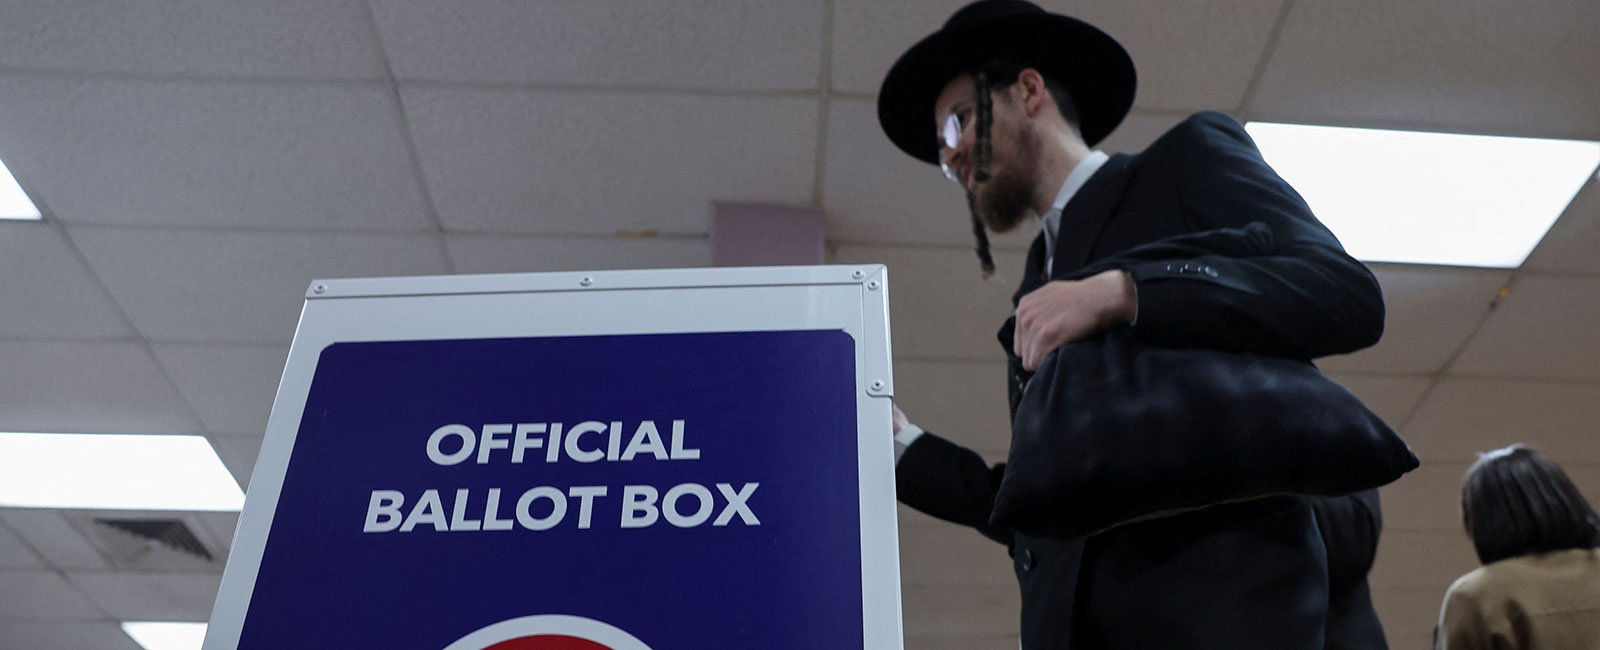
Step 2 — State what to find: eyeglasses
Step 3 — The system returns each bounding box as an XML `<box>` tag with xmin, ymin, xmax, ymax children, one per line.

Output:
<box><xmin>937</xmin><ymin>106</ymin><xmax>972</xmax><ymax>184</ymax></box>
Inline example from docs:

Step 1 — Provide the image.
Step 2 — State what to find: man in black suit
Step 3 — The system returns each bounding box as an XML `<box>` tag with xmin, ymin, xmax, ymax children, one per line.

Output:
<box><xmin>877</xmin><ymin>1</ymin><xmax>1390</xmax><ymax>648</ymax></box>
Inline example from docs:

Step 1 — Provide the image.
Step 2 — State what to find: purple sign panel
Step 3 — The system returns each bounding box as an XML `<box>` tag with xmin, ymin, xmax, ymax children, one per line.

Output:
<box><xmin>237</xmin><ymin>330</ymin><xmax>863</xmax><ymax>649</ymax></box>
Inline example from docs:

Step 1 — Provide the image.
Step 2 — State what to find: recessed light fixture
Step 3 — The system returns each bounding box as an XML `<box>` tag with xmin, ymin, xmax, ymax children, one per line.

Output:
<box><xmin>121</xmin><ymin>622</ymin><xmax>207</xmax><ymax>650</ymax></box>
<box><xmin>1245</xmin><ymin>122</ymin><xmax>1599</xmax><ymax>268</ymax></box>
<box><xmin>0</xmin><ymin>433</ymin><xmax>244</xmax><ymax>511</ymax></box>
<box><xmin>0</xmin><ymin>156</ymin><xmax>42</xmax><ymax>220</ymax></box>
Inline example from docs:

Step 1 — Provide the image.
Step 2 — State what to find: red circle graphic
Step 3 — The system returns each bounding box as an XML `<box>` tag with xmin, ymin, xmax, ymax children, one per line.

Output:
<box><xmin>485</xmin><ymin>635</ymin><xmax>612</xmax><ymax>650</ymax></box>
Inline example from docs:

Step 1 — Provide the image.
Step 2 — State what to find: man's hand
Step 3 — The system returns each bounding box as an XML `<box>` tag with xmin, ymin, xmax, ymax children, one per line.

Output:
<box><xmin>1013</xmin><ymin>269</ymin><xmax>1137</xmax><ymax>371</ymax></box>
<box><xmin>892</xmin><ymin>402</ymin><xmax>909</xmax><ymax>435</ymax></box>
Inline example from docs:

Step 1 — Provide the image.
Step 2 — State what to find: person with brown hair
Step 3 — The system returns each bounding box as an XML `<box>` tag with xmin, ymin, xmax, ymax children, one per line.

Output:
<box><xmin>1438</xmin><ymin>444</ymin><xmax>1600</xmax><ymax>649</ymax></box>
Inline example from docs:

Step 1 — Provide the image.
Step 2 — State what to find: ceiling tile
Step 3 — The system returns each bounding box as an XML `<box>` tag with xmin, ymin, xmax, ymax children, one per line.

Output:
<box><xmin>1052</xmin><ymin>0</ymin><xmax>1285</xmax><ymax>112</ymax></box>
<box><xmin>898</xmin><ymin>503</ymin><xmax>944</xmax><ymax>529</ymax></box>
<box><xmin>0</xmin><ymin>0</ymin><xmax>384</xmax><ymax>79</ymax></box>
<box><xmin>0</xmin><ymin>621</ymin><xmax>143</xmax><ymax>650</ymax></box>
<box><xmin>831</xmin><ymin>243</ymin><xmax>1025</xmax><ymax>362</ymax></box>
<box><xmin>828</xmin><ymin>0</ymin><xmax>972</xmax><ymax>95</ymax></box>
<box><xmin>150</xmin><ymin>343</ymin><xmax>288</xmax><ymax>435</ymax></box>
<box><xmin>1322</xmin><ymin>373</ymin><xmax>1432</xmax><ymax>430</ymax></box>
<box><xmin>831</xmin><ymin>0</ymin><xmax>1285</xmax><ymax>112</ymax></box>
<box><xmin>446</xmin><ymin>234</ymin><xmax>711</xmax><ymax>275</ymax></box>
<box><xmin>901</xmin><ymin>584</ymin><xmax>1018</xmax><ymax>637</ymax></box>
<box><xmin>212</xmin><ymin>435</ymin><xmax>264</xmax><ymax>492</ymax></box>
<box><xmin>1523</xmin><ymin>180</ymin><xmax>1600</xmax><ymax>275</ymax></box>
<box><xmin>0</xmin><ymin>520</ymin><xmax>43</xmax><ymax>569</ymax></box>
<box><xmin>402</xmin><ymin>86</ymin><xmax>817</xmax><ymax>235</ymax></box>
<box><xmin>893</xmin><ymin>359</ymin><xmax>1011</xmax><ymax>455</ymax></box>
<box><xmin>1570</xmin><ymin>465</ymin><xmax>1600</xmax><ymax>507</ymax></box>
<box><xmin>370</xmin><ymin>0</ymin><xmax>823</xmax><ymax>90</ymax></box>
<box><xmin>1096</xmin><ymin>111</ymin><xmax>1190</xmax><ymax>156</ymax></box>
<box><xmin>1248</xmin><ymin>0</ymin><xmax>1600</xmax><ymax>138</ymax></box>
<box><xmin>1371</xmin><ymin>530</ymin><xmax>1477</xmax><ymax>590</ymax></box>
<box><xmin>1317</xmin><ymin>265</ymin><xmax>1510</xmax><ymax>374</ymax></box>
<box><xmin>900</xmin><ymin>519</ymin><xmax>1013</xmax><ymax>587</ymax></box>
<box><xmin>0</xmin><ymin>222</ymin><xmax>132</xmax><ymax>339</ymax></box>
<box><xmin>67</xmin><ymin>572</ymin><xmax>220</xmax><ymax>621</ymax></box>
<box><xmin>1375</xmin><ymin>464</ymin><xmax>1600</xmax><ymax>535</ymax></box>
<box><xmin>0</xmin><ymin>511</ymin><xmax>108</xmax><ymax>570</ymax></box>
<box><xmin>1450</xmin><ymin>275</ymin><xmax>1600</xmax><ymax>380</ymax></box>
<box><xmin>0</xmin><ymin>570</ymin><xmax>103</xmax><ymax>619</ymax></box>
<box><xmin>69</xmin><ymin>227</ymin><xmax>451</xmax><ymax>344</ymax></box>
<box><xmin>196</xmin><ymin>512</ymin><xmax>242</xmax><ymax>551</ymax></box>
<box><xmin>0</xmin><ymin>78</ymin><xmax>433</xmax><ymax>230</ymax></box>
<box><xmin>1377</xmin><ymin>461</ymin><xmax>1472</xmax><ymax>534</ymax></box>
<box><xmin>0</xmin><ymin>341</ymin><xmax>199</xmax><ymax>435</ymax></box>
<box><xmin>1403</xmin><ymin>378</ymin><xmax>1600</xmax><ymax>463</ymax></box>
<box><xmin>822</xmin><ymin>98</ymin><xmax>1035</xmax><ymax>248</ymax></box>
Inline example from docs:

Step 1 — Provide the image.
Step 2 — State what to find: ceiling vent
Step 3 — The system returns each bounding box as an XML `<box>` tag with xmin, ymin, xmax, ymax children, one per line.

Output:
<box><xmin>94</xmin><ymin>517</ymin><xmax>214</xmax><ymax>562</ymax></box>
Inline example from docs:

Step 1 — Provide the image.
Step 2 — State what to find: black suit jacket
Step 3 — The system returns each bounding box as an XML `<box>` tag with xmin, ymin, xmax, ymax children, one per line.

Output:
<box><xmin>1315</xmin><ymin>489</ymin><xmax>1389</xmax><ymax>650</ymax></box>
<box><xmin>897</xmin><ymin>112</ymin><xmax>1387</xmax><ymax>649</ymax></box>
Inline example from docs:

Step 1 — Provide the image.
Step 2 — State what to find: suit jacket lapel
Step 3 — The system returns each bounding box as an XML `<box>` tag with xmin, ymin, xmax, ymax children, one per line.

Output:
<box><xmin>1003</xmin><ymin>153</ymin><xmax>1136</xmax><ymax>354</ymax></box>
<box><xmin>1049</xmin><ymin>153</ymin><xmax>1134</xmax><ymax>278</ymax></box>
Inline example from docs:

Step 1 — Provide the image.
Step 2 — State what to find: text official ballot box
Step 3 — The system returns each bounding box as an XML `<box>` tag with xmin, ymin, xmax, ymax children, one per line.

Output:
<box><xmin>203</xmin><ymin>265</ymin><xmax>903</xmax><ymax>650</ymax></box>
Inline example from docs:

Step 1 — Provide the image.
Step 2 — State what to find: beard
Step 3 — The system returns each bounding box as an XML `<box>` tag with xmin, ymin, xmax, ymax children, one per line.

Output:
<box><xmin>964</xmin><ymin>131</ymin><xmax>1039</xmax><ymax>234</ymax></box>
<box><xmin>966</xmin><ymin>167</ymin><xmax>1033</xmax><ymax>233</ymax></box>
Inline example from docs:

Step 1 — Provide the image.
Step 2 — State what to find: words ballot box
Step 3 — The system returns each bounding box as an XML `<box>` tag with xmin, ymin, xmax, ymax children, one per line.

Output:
<box><xmin>204</xmin><ymin>267</ymin><xmax>901</xmax><ymax>650</ymax></box>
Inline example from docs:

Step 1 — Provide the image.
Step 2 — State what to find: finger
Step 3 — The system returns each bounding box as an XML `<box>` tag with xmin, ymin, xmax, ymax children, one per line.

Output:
<box><xmin>1016</xmin><ymin>321</ymin><xmax>1033</xmax><ymax>368</ymax></box>
<box><xmin>1012</xmin><ymin>315</ymin><xmax>1024</xmax><ymax>358</ymax></box>
<box><xmin>1021</xmin><ymin>334</ymin><xmax>1038</xmax><ymax>370</ymax></box>
<box><xmin>1033</xmin><ymin>331</ymin><xmax>1060</xmax><ymax>369</ymax></box>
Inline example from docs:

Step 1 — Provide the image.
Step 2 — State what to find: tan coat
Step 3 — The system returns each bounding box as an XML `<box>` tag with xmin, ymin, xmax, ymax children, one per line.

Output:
<box><xmin>1438</xmin><ymin>547</ymin><xmax>1600</xmax><ymax>650</ymax></box>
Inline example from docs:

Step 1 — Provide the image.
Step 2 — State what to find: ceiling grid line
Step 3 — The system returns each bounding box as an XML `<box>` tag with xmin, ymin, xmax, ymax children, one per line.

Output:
<box><xmin>45</xmin><ymin>221</ymin><xmax>685</xmax><ymax>238</ymax></box>
<box><xmin>1231</xmin><ymin>0</ymin><xmax>1299</xmax><ymax>121</ymax></box>
<box><xmin>1439</xmin><ymin>373</ymin><xmax>1600</xmax><ymax>386</ymax></box>
<box><xmin>38</xmin><ymin>221</ymin><xmax>226</xmax><ymax>445</ymax></box>
<box><xmin>0</xmin><ymin>517</ymin><xmax>51</xmax><ymax>571</ymax></box>
<box><xmin>810</xmin><ymin>0</ymin><xmax>837</xmax><ymax>210</ymax></box>
<box><xmin>0</xmin><ymin>65</ymin><xmax>829</xmax><ymax>100</ymax></box>
<box><xmin>0</xmin><ymin>518</ymin><xmax>116</xmax><ymax>622</ymax></box>
<box><xmin>358</xmin><ymin>0</ymin><xmax>453</xmax><ymax>275</ymax></box>
<box><xmin>1392</xmin><ymin>279</ymin><xmax>1510</xmax><ymax>433</ymax></box>
<box><xmin>0</xmin><ymin>334</ymin><xmax>144</xmax><ymax>345</ymax></box>
<box><xmin>0</xmin><ymin>64</ymin><xmax>380</xmax><ymax>88</ymax></box>
<box><xmin>399</xmin><ymin>78</ymin><xmax>823</xmax><ymax>100</ymax></box>
<box><xmin>34</xmin><ymin>211</ymin><xmax>233</xmax><ymax>517</ymax></box>
<box><xmin>1518</xmin><ymin>266</ymin><xmax>1600</xmax><ymax>281</ymax></box>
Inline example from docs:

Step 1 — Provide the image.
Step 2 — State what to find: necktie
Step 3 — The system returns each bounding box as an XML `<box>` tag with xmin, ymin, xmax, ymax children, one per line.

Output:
<box><xmin>1041</xmin><ymin>208</ymin><xmax>1061</xmax><ymax>278</ymax></box>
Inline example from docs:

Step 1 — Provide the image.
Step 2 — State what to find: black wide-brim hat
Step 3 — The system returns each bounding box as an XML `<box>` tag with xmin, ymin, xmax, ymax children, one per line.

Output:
<box><xmin>878</xmin><ymin>0</ymin><xmax>1137</xmax><ymax>165</ymax></box>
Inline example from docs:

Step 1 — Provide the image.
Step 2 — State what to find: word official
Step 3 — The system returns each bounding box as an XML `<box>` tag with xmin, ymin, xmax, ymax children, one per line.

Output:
<box><xmin>426</xmin><ymin>420</ymin><xmax>700</xmax><ymax>465</ymax></box>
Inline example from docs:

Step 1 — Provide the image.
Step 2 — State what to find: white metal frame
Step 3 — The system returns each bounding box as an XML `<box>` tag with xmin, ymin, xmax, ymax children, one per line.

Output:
<box><xmin>203</xmin><ymin>264</ymin><xmax>901</xmax><ymax>650</ymax></box>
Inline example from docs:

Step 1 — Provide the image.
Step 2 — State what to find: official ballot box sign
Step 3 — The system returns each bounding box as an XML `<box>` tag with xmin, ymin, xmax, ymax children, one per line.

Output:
<box><xmin>202</xmin><ymin>266</ymin><xmax>902</xmax><ymax>650</ymax></box>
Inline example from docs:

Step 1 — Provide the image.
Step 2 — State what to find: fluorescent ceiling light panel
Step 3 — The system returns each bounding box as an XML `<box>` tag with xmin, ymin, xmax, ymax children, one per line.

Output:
<box><xmin>1245</xmin><ymin>122</ymin><xmax>1599</xmax><ymax>268</ymax></box>
<box><xmin>0</xmin><ymin>432</ymin><xmax>244</xmax><ymax>511</ymax></box>
<box><xmin>122</xmin><ymin>622</ymin><xmax>207</xmax><ymax>650</ymax></box>
<box><xmin>0</xmin><ymin>156</ymin><xmax>42</xmax><ymax>220</ymax></box>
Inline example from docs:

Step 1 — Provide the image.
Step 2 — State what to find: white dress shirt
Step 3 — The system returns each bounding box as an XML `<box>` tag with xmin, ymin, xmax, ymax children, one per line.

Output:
<box><xmin>1041</xmin><ymin>149</ymin><xmax>1109</xmax><ymax>276</ymax></box>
